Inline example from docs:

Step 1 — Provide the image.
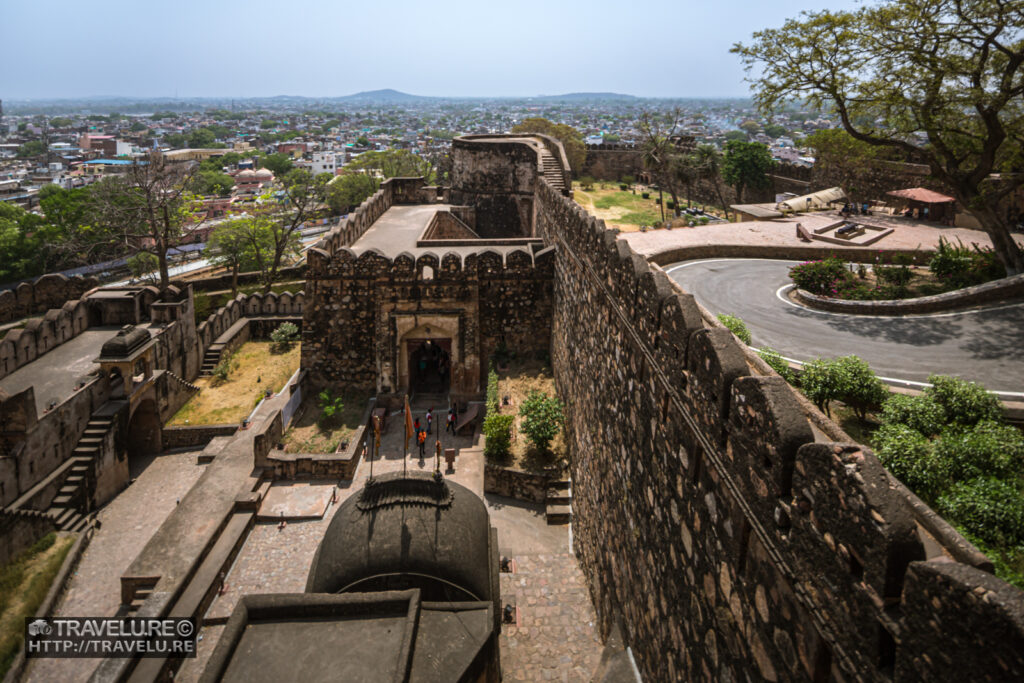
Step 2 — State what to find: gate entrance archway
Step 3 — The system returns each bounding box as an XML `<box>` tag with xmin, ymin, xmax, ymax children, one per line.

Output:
<box><xmin>407</xmin><ymin>339</ymin><xmax>451</xmax><ymax>395</ymax></box>
<box><xmin>126</xmin><ymin>398</ymin><xmax>161</xmax><ymax>469</ymax></box>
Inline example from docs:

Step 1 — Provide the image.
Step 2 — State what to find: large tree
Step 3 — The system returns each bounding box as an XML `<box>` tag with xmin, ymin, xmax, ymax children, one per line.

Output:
<box><xmin>346</xmin><ymin>149</ymin><xmax>433</xmax><ymax>180</ymax></box>
<box><xmin>694</xmin><ymin>143</ymin><xmax>732</xmax><ymax>219</ymax></box>
<box><xmin>721</xmin><ymin>140</ymin><xmax>775</xmax><ymax>203</ymax></box>
<box><xmin>206</xmin><ymin>216</ymin><xmax>278</xmax><ymax>293</ymax></box>
<box><xmin>324</xmin><ymin>172</ymin><xmax>380</xmax><ymax>215</ymax></box>
<box><xmin>638</xmin><ymin>109</ymin><xmax>686</xmax><ymax>223</ymax></box>
<box><xmin>510</xmin><ymin>117</ymin><xmax>586</xmax><ymax>175</ymax></box>
<box><xmin>89</xmin><ymin>151</ymin><xmax>203</xmax><ymax>289</ymax></box>
<box><xmin>733</xmin><ymin>0</ymin><xmax>1024</xmax><ymax>274</ymax></box>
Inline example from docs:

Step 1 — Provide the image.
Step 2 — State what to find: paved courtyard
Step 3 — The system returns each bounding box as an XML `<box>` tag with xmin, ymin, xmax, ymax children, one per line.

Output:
<box><xmin>25</xmin><ymin>450</ymin><xmax>208</xmax><ymax>683</ymax></box>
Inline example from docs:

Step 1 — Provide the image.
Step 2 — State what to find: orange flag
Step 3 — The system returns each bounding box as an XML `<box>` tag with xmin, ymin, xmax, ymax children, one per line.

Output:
<box><xmin>404</xmin><ymin>395</ymin><xmax>414</xmax><ymax>451</ymax></box>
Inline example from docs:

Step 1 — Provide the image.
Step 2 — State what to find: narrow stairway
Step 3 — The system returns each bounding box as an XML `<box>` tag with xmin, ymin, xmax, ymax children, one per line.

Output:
<box><xmin>538</xmin><ymin>148</ymin><xmax>567</xmax><ymax>194</ymax></box>
<box><xmin>199</xmin><ymin>346</ymin><xmax>222</xmax><ymax>376</ymax></box>
<box><xmin>46</xmin><ymin>412</ymin><xmax>116</xmax><ymax>532</ymax></box>
<box><xmin>545</xmin><ymin>478</ymin><xmax>572</xmax><ymax>524</ymax></box>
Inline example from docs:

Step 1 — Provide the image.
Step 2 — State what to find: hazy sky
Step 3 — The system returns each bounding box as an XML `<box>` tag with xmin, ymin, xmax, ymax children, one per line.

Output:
<box><xmin>0</xmin><ymin>0</ymin><xmax>863</xmax><ymax>100</ymax></box>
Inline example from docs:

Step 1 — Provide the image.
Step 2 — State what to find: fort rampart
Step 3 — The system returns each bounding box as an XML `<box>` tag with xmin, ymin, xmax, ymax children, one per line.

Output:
<box><xmin>534</xmin><ymin>178</ymin><xmax>1024</xmax><ymax>681</ymax></box>
<box><xmin>0</xmin><ymin>273</ymin><xmax>100</xmax><ymax>326</ymax></box>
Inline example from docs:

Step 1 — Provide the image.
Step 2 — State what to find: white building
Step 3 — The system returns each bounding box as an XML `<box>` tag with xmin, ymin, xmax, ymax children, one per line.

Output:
<box><xmin>311</xmin><ymin>151</ymin><xmax>343</xmax><ymax>176</ymax></box>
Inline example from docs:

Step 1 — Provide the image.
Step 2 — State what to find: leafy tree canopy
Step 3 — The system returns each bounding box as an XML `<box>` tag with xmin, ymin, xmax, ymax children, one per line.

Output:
<box><xmin>733</xmin><ymin>0</ymin><xmax>1024</xmax><ymax>273</ymax></box>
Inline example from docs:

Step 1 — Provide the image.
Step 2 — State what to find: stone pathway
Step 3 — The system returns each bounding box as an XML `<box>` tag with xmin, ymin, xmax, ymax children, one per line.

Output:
<box><xmin>499</xmin><ymin>553</ymin><xmax>604</xmax><ymax>682</ymax></box>
<box><xmin>25</xmin><ymin>451</ymin><xmax>207</xmax><ymax>683</ymax></box>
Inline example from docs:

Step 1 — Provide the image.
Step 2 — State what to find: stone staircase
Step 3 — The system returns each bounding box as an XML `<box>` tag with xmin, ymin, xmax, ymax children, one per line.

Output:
<box><xmin>199</xmin><ymin>346</ymin><xmax>222</xmax><ymax>376</ymax></box>
<box><xmin>545</xmin><ymin>478</ymin><xmax>572</xmax><ymax>524</ymax></box>
<box><xmin>46</xmin><ymin>412</ymin><xmax>117</xmax><ymax>532</ymax></box>
<box><xmin>538</xmin><ymin>148</ymin><xmax>567</xmax><ymax>194</ymax></box>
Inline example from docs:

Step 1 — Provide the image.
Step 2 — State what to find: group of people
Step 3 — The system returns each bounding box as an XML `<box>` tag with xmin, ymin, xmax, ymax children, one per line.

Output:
<box><xmin>414</xmin><ymin>406</ymin><xmax>459</xmax><ymax>460</ymax></box>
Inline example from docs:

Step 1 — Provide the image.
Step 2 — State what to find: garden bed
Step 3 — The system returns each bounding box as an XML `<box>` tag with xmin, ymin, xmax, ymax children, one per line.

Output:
<box><xmin>487</xmin><ymin>358</ymin><xmax>566</xmax><ymax>474</ymax></box>
<box><xmin>281</xmin><ymin>389</ymin><xmax>373</xmax><ymax>454</ymax></box>
<box><xmin>168</xmin><ymin>342</ymin><xmax>300</xmax><ymax>426</ymax></box>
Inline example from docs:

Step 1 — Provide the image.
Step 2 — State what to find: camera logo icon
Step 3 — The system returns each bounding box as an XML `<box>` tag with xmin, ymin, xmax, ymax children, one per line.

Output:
<box><xmin>28</xmin><ymin>619</ymin><xmax>52</xmax><ymax>636</ymax></box>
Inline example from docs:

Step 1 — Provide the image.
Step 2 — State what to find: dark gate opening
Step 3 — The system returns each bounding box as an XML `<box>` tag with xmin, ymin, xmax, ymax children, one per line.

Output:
<box><xmin>126</xmin><ymin>398</ymin><xmax>161</xmax><ymax>471</ymax></box>
<box><xmin>408</xmin><ymin>339</ymin><xmax>451</xmax><ymax>395</ymax></box>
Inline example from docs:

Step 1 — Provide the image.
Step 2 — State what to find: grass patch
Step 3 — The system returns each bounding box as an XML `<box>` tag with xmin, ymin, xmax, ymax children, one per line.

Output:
<box><xmin>282</xmin><ymin>389</ymin><xmax>372</xmax><ymax>453</ymax></box>
<box><xmin>828</xmin><ymin>404</ymin><xmax>881</xmax><ymax>449</ymax></box>
<box><xmin>573</xmin><ymin>181</ymin><xmax>726</xmax><ymax>231</ymax></box>
<box><xmin>168</xmin><ymin>342</ymin><xmax>300</xmax><ymax>426</ymax></box>
<box><xmin>0</xmin><ymin>533</ymin><xmax>74</xmax><ymax>679</ymax></box>
<box><xmin>490</xmin><ymin>358</ymin><xmax>566</xmax><ymax>473</ymax></box>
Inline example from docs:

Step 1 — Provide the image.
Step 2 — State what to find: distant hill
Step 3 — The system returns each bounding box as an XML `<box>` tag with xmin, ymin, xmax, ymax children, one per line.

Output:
<box><xmin>334</xmin><ymin>89</ymin><xmax>430</xmax><ymax>103</ymax></box>
<box><xmin>533</xmin><ymin>92</ymin><xmax>638</xmax><ymax>101</ymax></box>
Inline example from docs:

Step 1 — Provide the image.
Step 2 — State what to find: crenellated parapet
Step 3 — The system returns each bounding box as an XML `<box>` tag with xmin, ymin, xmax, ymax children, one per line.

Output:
<box><xmin>0</xmin><ymin>273</ymin><xmax>100</xmax><ymax>326</ymax></box>
<box><xmin>536</xmin><ymin>173</ymin><xmax>1024</xmax><ymax>681</ymax></box>
<box><xmin>0</xmin><ymin>298</ymin><xmax>90</xmax><ymax>381</ymax></box>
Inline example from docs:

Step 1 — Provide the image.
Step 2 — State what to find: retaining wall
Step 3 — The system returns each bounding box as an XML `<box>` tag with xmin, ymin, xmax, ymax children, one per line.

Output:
<box><xmin>794</xmin><ymin>273</ymin><xmax>1024</xmax><ymax>315</ymax></box>
<box><xmin>162</xmin><ymin>424</ymin><xmax>239</xmax><ymax>450</ymax></box>
<box><xmin>483</xmin><ymin>465</ymin><xmax>548</xmax><ymax>504</ymax></box>
<box><xmin>534</xmin><ymin>177</ymin><xmax>1024</xmax><ymax>682</ymax></box>
<box><xmin>0</xmin><ymin>298</ymin><xmax>91</xmax><ymax>381</ymax></box>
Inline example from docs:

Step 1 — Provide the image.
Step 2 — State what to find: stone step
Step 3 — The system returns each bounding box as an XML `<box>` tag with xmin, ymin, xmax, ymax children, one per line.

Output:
<box><xmin>64</xmin><ymin>474</ymin><xmax>84</xmax><ymax>486</ymax></box>
<box><xmin>545</xmin><ymin>503</ymin><xmax>572</xmax><ymax>525</ymax></box>
<box><xmin>549</xmin><ymin>479</ymin><xmax>571</xmax><ymax>491</ymax></box>
<box><xmin>83</xmin><ymin>428</ymin><xmax>107</xmax><ymax>437</ymax></box>
<box><xmin>67</xmin><ymin>514</ymin><xmax>88</xmax><ymax>532</ymax></box>
<box><xmin>57</xmin><ymin>483</ymin><xmax>78</xmax><ymax>496</ymax></box>
<box><xmin>546</xmin><ymin>488</ymin><xmax>571</xmax><ymax>505</ymax></box>
<box><xmin>52</xmin><ymin>494</ymin><xmax>73</xmax><ymax>507</ymax></box>
<box><xmin>54</xmin><ymin>507</ymin><xmax>76</xmax><ymax>527</ymax></box>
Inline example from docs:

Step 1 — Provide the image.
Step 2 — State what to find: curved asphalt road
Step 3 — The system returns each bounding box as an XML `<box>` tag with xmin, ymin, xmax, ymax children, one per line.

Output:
<box><xmin>666</xmin><ymin>258</ymin><xmax>1024</xmax><ymax>397</ymax></box>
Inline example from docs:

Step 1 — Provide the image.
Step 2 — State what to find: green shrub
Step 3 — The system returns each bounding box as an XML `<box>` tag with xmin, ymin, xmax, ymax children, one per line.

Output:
<box><xmin>717</xmin><ymin>314</ymin><xmax>751</xmax><ymax>345</ymax></box>
<box><xmin>270</xmin><ymin>322</ymin><xmax>299</xmax><ymax>352</ymax></box>
<box><xmin>875</xmin><ymin>423</ymin><xmax>948</xmax><ymax>501</ymax></box>
<box><xmin>621</xmin><ymin>175</ymin><xmax>635</xmax><ymax>186</ymax></box>
<box><xmin>483</xmin><ymin>413</ymin><xmax>514</xmax><ymax>459</ymax></box>
<box><xmin>698</xmin><ymin>216</ymin><xmax>709</xmax><ymax>225</ymax></box>
<box><xmin>876</xmin><ymin>264</ymin><xmax>913</xmax><ymax>288</ymax></box>
<box><xmin>925</xmin><ymin>374</ymin><xmax>1002</xmax><ymax>426</ymax></box>
<box><xmin>929</xmin><ymin>237</ymin><xmax>1006</xmax><ymax>288</ymax></box>
<box><xmin>800</xmin><ymin>355</ymin><xmax>886</xmax><ymax>418</ymax></box>
<box><xmin>881</xmin><ymin>394</ymin><xmax>946</xmax><ymax>437</ymax></box>
<box><xmin>934</xmin><ymin>420</ymin><xmax>1024</xmax><ymax>481</ymax></box>
<box><xmin>579</xmin><ymin>175</ymin><xmax>596</xmax><ymax>190</ymax></box>
<box><xmin>486</xmin><ymin>366</ymin><xmax>500</xmax><ymax>414</ymax></box>
<box><xmin>212</xmin><ymin>357</ymin><xmax>237</xmax><ymax>384</ymax></box>
<box><xmin>518</xmin><ymin>391</ymin><xmax>564</xmax><ymax>454</ymax></box>
<box><xmin>757</xmin><ymin>347</ymin><xmax>794</xmax><ymax>384</ymax></box>
<box><xmin>641</xmin><ymin>192</ymin><xmax>650</xmax><ymax>199</ymax></box>
<box><xmin>317</xmin><ymin>388</ymin><xmax>344</xmax><ymax>429</ymax></box>
<box><xmin>937</xmin><ymin>477</ymin><xmax>1024</xmax><ymax>547</ymax></box>
<box><xmin>789</xmin><ymin>258</ymin><xmax>852</xmax><ymax>296</ymax></box>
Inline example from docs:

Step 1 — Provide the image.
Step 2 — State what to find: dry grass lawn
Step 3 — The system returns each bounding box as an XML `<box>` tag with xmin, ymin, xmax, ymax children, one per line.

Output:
<box><xmin>282</xmin><ymin>389</ymin><xmax>373</xmax><ymax>454</ymax></box>
<box><xmin>168</xmin><ymin>342</ymin><xmax>300</xmax><ymax>426</ymax></box>
<box><xmin>0</xmin><ymin>533</ymin><xmax>74</xmax><ymax>678</ymax></box>
<box><xmin>494</xmin><ymin>358</ymin><xmax>567</xmax><ymax>473</ymax></box>
<box><xmin>573</xmin><ymin>181</ymin><xmax>727</xmax><ymax>232</ymax></box>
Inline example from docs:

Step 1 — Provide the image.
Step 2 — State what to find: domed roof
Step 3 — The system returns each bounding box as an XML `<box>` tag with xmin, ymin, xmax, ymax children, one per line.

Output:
<box><xmin>306</xmin><ymin>472</ymin><xmax>494</xmax><ymax>602</ymax></box>
<box><xmin>254</xmin><ymin>168</ymin><xmax>273</xmax><ymax>179</ymax></box>
<box><xmin>98</xmin><ymin>325</ymin><xmax>151</xmax><ymax>359</ymax></box>
<box><xmin>237</xmin><ymin>169</ymin><xmax>256</xmax><ymax>179</ymax></box>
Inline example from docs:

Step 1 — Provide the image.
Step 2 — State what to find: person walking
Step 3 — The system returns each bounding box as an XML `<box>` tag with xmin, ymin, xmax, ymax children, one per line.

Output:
<box><xmin>426</xmin><ymin>408</ymin><xmax>433</xmax><ymax>434</ymax></box>
<box><xmin>446</xmin><ymin>408</ymin><xmax>456</xmax><ymax>435</ymax></box>
<box><xmin>417</xmin><ymin>428</ymin><xmax>426</xmax><ymax>462</ymax></box>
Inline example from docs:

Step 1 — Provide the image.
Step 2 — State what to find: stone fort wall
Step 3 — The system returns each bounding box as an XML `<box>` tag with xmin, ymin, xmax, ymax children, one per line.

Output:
<box><xmin>301</xmin><ymin>247</ymin><xmax>554</xmax><ymax>396</ymax></box>
<box><xmin>534</xmin><ymin>178</ymin><xmax>1024</xmax><ymax>681</ymax></box>
<box><xmin>0</xmin><ymin>273</ymin><xmax>100</xmax><ymax>326</ymax></box>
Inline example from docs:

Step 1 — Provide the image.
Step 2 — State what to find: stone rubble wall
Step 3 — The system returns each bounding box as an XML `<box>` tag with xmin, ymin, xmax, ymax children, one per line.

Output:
<box><xmin>301</xmin><ymin>247</ymin><xmax>553</xmax><ymax>393</ymax></box>
<box><xmin>195</xmin><ymin>291</ymin><xmax>306</xmax><ymax>360</ymax></box>
<box><xmin>535</xmin><ymin>177</ymin><xmax>1024</xmax><ymax>682</ymax></box>
<box><xmin>0</xmin><ymin>273</ymin><xmax>100</xmax><ymax>325</ymax></box>
<box><xmin>0</xmin><ymin>298</ymin><xmax>91</xmax><ymax>381</ymax></box>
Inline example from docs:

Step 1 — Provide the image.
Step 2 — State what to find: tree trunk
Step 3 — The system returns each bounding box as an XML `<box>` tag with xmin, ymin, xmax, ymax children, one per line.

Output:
<box><xmin>713</xmin><ymin>180</ymin><xmax>730</xmax><ymax>220</ymax></box>
<box><xmin>658</xmin><ymin>187</ymin><xmax>665</xmax><ymax>224</ymax></box>
<box><xmin>157</xmin><ymin>250</ymin><xmax>170</xmax><ymax>291</ymax></box>
<box><xmin>231</xmin><ymin>264</ymin><xmax>239</xmax><ymax>295</ymax></box>
<box><xmin>973</xmin><ymin>207</ymin><xmax>1024</xmax><ymax>276</ymax></box>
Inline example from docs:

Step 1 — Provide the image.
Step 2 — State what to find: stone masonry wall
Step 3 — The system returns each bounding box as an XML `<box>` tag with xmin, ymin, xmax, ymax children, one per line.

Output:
<box><xmin>301</xmin><ymin>247</ymin><xmax>553</xmax><ymax>395</ymax></box>
<box><xmin>534</xmin><ymin>177</ymin><xmax>1024</xmax><ymax>682</ymax></box>
<box><xmin>0</xmin><ymin>273</ymin><xmax>99</xmax><ymax>325</ymax></box>
<box><xmin>0</xmin><ymin>297</ymin><xmax>91</xmax><ymax>381</ymax></box>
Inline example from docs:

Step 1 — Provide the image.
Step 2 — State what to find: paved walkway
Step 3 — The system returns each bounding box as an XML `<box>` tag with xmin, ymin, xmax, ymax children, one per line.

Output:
<box><xmin>25</xmin><ymin>451</ymin><xmax>208</xmax><ymax>683</ymax></box>
<box><xmin>0</xmin><ymin>325</ymin><xmax>129</xmax><ymax>414</ymax></box>
<box><xmin>500</xmin><ymin>554</ymin><xmax>604</xmax><ymax>682</ymax></box>
<box><xmin>621</xmin><ymin>212</ymin><xmax>1017</xmax><ymax>259</ymax></box>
